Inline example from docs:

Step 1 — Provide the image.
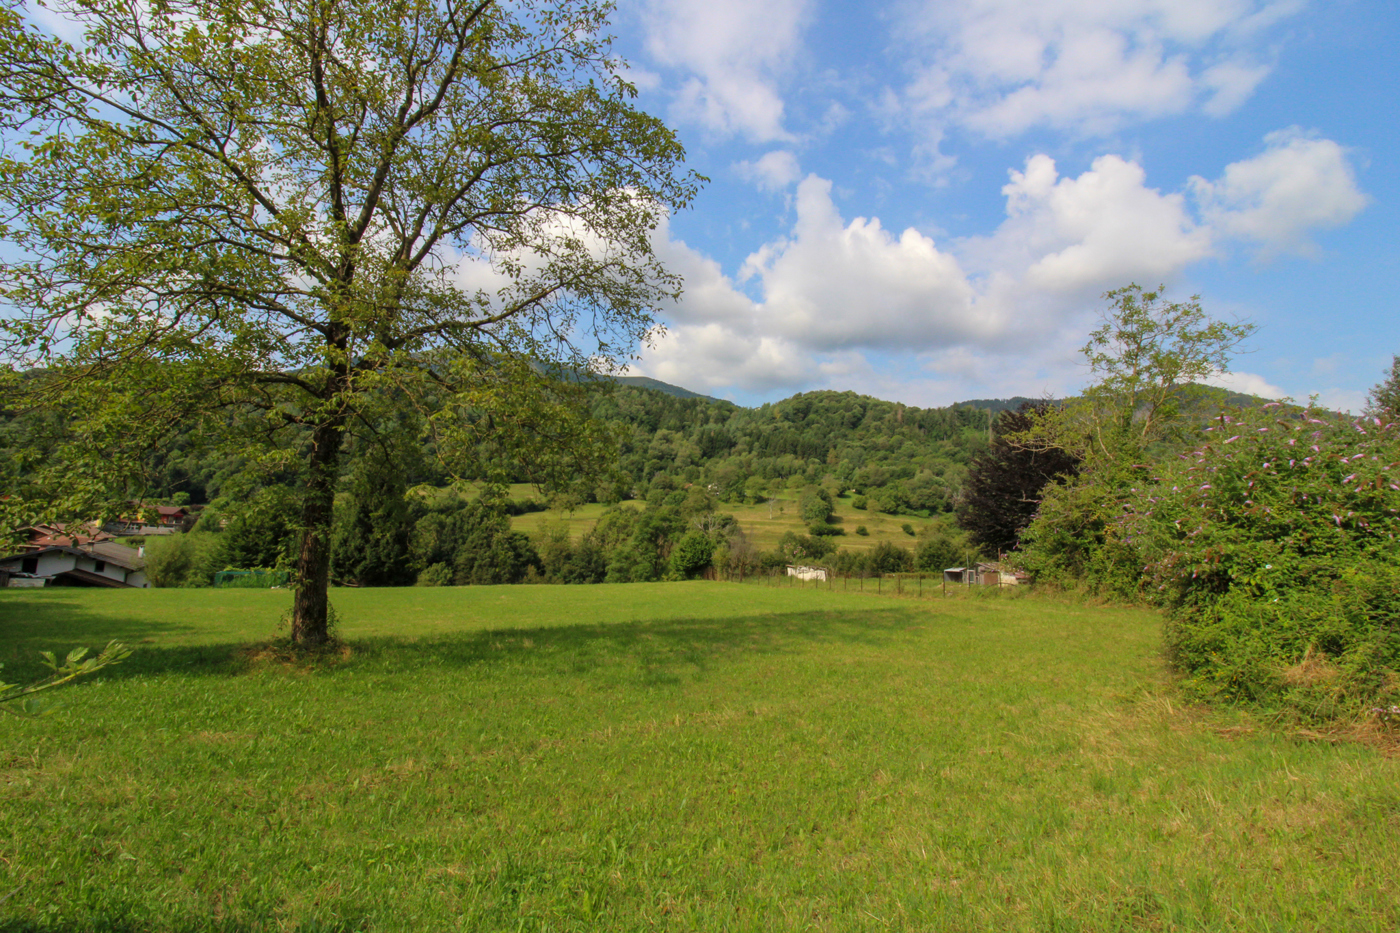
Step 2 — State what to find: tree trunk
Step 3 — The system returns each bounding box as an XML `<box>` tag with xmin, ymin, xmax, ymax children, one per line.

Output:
<box><xmin>291</xmin><ymin>416</ymin><xmax>346</xmax><ymax>645</ymax></box>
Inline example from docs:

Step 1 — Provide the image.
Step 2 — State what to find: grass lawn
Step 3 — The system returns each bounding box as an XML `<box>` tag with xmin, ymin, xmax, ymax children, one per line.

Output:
<box><xmin>2</xmin><ymin>584</ymin><xmax>1397</xmax><ymax>932</ymax></box>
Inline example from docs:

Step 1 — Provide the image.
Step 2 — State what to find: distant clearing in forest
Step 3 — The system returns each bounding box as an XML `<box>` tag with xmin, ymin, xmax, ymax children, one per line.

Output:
<box><xmin>453</xmin><ymin>483</ymin><xmax>951</xmax><ymax>552</ymax></box>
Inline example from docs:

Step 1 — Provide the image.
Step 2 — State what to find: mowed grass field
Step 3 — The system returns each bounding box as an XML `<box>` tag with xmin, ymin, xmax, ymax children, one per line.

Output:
<box><xmin>2</xmin><ymin>584</ymin><xmax>1398</xmax><ymax>932</ymax></box>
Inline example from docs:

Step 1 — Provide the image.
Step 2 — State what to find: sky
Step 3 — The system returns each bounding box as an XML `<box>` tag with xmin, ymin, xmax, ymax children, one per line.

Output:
<box><xmin>603</xmin><ymin>0</ymin><xmax>1399</xmax><ymax>411</ymax></box>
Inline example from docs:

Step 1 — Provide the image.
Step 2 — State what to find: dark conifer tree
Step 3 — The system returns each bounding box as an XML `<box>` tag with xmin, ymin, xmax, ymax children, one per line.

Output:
<box><xmin>331</xmin><ymin>453</ymin><xmax>417</xmax><ymax>588</ymax></box>
<box><xmin>955</xmin><ymin>403</ymin><xmax>1081</xmax><ymax>555</ymax></box>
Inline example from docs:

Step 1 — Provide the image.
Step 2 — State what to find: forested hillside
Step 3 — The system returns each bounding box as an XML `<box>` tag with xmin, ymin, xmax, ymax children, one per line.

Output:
<box><xmin>595</xmin><ymin>388</ymin><xmax>995</xmax><ymax>514</ymax></box>
<box><xmin>1</xmin><ymin>381</ymin><xmax>1000</xmax><ymax>517</ymax></box>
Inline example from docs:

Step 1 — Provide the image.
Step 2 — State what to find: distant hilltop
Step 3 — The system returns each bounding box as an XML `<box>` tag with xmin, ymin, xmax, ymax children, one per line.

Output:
<box><xmin>610</xmin><ymin>375</ymin><xmax>718</xmax><ymax>401</ymax></box>
<box><xmin>610</xmin><ymin>378</ymin><xmax>1049</xmax><ymax>413</ymax></box>
<box><xmin>613</xmin><ymin>381</ymin><xmax>1052</xmax><ymax>414</ymax></box>
<box><xmin>610</xmin><ymin>378</ymin><xmax>1272</xmax><ymax>415</ymax></box>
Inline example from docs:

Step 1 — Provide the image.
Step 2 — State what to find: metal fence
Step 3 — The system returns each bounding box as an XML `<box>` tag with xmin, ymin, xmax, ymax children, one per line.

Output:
<box><xmin>719</xmin><ymin>568</ymin><xmax>1025</xmax><ymax>598</ymax></box>
<box><xmin>212</xmin><ymin>569</ymin><xmax>291</xmax><ymax>588</ymax></box>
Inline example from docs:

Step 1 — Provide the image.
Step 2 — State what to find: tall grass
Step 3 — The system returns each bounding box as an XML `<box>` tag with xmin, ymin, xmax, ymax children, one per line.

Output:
<box><xmin>1</xmin><ymin>584</ymin><xmax>1396</xmax><ymax>932</ymax></box>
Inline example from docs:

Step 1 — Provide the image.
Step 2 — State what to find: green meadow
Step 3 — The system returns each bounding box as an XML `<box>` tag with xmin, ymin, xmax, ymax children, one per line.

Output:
<box><xmin>1</xmin><ymin>584</ymin><xmax>1397</xmax><ymax>932</ymax></box>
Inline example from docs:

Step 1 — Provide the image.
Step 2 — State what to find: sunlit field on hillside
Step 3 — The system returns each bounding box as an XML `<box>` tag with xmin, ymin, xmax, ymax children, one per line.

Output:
<box><xmin>452</xmin><ymin>483</ymin><xmax>950</xmax><ymax>552</ymax></box>
<box><xmin>2</xmin><ymin>584</ymin><xmax>1397</xmax><ymax>932</ymax></box>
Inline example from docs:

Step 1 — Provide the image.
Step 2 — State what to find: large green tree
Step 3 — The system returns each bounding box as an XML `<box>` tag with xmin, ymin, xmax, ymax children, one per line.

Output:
<box><xmin>0</xmin><ymin>0</ymin><xmax>697</xmax><ymax>643</ymax></box>
<box><xmin>1019</xmin><ymin>285</ymin><xmax>1256</xmax><ymax>590</ymax></box>
<box><xmin>1076</xmin><ymin>284</ymin><xmax>1256</xmax><ymax>460</ymax></box>
<box><xmin>1365</xmin><ymin>355</ymin><xmax>1400</xmax><ymax>418</ymax></box>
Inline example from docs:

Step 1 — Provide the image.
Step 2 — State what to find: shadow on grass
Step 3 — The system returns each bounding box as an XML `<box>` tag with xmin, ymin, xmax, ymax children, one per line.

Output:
<box><xmin>0</xmin><ymin>591</ymin><xmax>922</xmax><ymax>685</ymax></box>
<box><xmin>0</xmin><ymin>593</ymin><xmax>206</xmax><ymax>650</ymax></box>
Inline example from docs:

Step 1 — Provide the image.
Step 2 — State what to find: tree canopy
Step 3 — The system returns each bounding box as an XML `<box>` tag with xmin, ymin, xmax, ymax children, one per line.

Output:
<box><xmin>954</xmin><ymin>402</ymin><xmax>1080</xmax><ymax>556</ymax></box>
<box><xmin>0</xmin><ymin>0</ymin><xmax>698</xmax><ymax>643</ymax></box>
<box><xmin>1365</xmin><ymin>355</ymin><xmax>1400</xmax><ymax>418</ymax></box>
<box><xmin>1077</xmin><ymin>284</ymin><xmax>1256</xmax><ymax>460</ymax></box>
<box><xmin>1019</xmin><ymin>286</ymin><xmax>1257</xmax><ymax>591</ymax></box>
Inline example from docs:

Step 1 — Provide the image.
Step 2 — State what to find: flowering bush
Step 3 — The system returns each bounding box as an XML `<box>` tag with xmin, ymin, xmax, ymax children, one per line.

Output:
<box><xmin>1122</xmin><ymin>404</ymin><xmax>1400</xmax><ymax>719</ymax></box>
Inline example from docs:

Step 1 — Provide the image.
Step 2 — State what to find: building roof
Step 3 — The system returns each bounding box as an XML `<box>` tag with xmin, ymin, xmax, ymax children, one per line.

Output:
<box><xmin>23</xmin><ymin>522</ymin><xmax>115</xmax><ymax>548</ymax></box>
<box><xmin>83</xmin><ymin>541</ymin><xmax>145</xmax><ymax>570</ymax></box>
<box><xmin>1</xmin><ymin>542</ymin><xmax>144</xmax><ymax>572</ymax></box>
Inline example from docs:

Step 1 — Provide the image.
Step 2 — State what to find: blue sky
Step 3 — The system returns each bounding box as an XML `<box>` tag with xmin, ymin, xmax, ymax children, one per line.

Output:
<box><xmin>605</xmin><ymin>0</ymin><xmax>1398</xmax><ymax>410</ymax></box>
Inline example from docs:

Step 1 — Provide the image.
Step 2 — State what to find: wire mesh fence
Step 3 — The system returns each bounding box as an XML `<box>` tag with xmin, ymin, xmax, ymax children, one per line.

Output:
<box><xmin>212</xmin><ymin>569</ymin><xmax>291</xmax><ymax>589</ymax></box>
<box><xmin>715</xmin><ymin>566</ymin><xmax>1027</xmax><ymax>598</ymax></box>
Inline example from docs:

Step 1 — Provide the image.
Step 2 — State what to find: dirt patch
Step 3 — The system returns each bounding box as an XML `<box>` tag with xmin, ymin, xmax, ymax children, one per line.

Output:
<box><xmin>235</xmin><ymin>639</ymin><xmax>353</xmax><ymax>672</ymax></box>
<box><xmin>191</xmin><ymin>731</ymin><xmax>254</xmax><ymax>745</ymax></box>
<box><xmin>1295</xmin><ymin>718</ymin><xmax>1400</xmax><ymax>757</ymax></box>
<box><xmin>1281</xmin><ymin>647</ymin><xmax>1340</xmax><ymax>687</ymax></box>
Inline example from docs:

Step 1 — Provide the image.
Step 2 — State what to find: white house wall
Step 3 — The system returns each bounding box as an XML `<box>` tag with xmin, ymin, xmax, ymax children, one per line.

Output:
<box><xmin>0</xmin><ymin>550</ymin><xmax>148</xmax><ymax>587</ymax></box>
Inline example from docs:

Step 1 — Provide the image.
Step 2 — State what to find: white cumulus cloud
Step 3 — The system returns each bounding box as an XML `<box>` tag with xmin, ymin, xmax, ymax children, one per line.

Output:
<box><xmin>1203</xmin><ymin>369</ymin><xmax>1288</xmax><ymax>399</ymax></box>
<box><xmin>734</xmin><ymin>151</ymin><xmax>803</xmax><ymax>191</ymax></box>
<box><xmin>629</xmin><ymin>130</ymin><xmax>1365</xmax><ymax>399</ymax></box>
<box><xmin>1190</xmin><ymin>127</ymin><xmax>1369</xmax><ymax>256</ymax></box>
<box><xmin>639</xmin><ymin>0</ymin><xmax>809</xmax><ymax>142</ymax></box>
<box><xmin>740</xmin><ymin>175</ymin><xmax>978</xmax><ymax>350</ymax></box>
<box><xmin>985</xmin><ymin>153</ymin><xmax>1212</xmax><ymax>293</ymax></box>
<box><xmin>894</xmin><ymin>0</ymin><xmax>1304</xmax><ymax>144</ymax></box>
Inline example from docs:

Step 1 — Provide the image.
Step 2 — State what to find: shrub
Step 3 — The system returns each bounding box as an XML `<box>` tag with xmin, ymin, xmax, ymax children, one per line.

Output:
<box><xmin>855</xmin><ymin>525</ymin><xmax>869</xmax><ymax>536</ymax></box>
<box><xmin>1017</xmin><ymin>456</ymin><xmax>1144</xmax><ymax>601</ymax></box>
<box><xmin>799</xmin><ymin>486</ymin><xmax>834</xmax><ymax>524</ymax></box>
<box><xmin>829</xmin><ymin>548</ymin><xmax>868</xmax><ymax>576</ymax></box>
<box><xmin>851</xmin><ymin>496</ymin><xmax>867</xmax><ymax>510</ymax></box>
<box><xmin>777</xmin><ymin>531</ymin><xmax>835</xmax><ymax>561</ymax></box>
<box><xmin>915</xmin><ymin>523</ymin><xmax>973</xmax><ymax>573</ymax></box>
<box><xmin>867</xmin><ymin>541</ymin><xmax>913</xmax><ymax>574</ymax></box>
<box><xmin>668</xmin><ymin>531</ymin><xmax>714</xmax><ymax>579</ymax></box>
<box><xmin>415</xmin><ymin>563</ymin><xmax>453</xmax><ymax>587</ymax></box>
<box><xmin>144</xmin><ymin>531</ymin><xmax>227</xmax><ymax>587</ymax></box>
<box><xmin>1124</xmin><ymin>404</ymin><xmax>1400</xmax><ymax>720</ymax></box>
<box><xmin>808</xmin><ymin>523</ymin><xmax>843</xmax><ymax>536</ymax></box>
<box><xmin>901</xmin><ymin>523</ymin><xmax>915</xmax><ymax>536</ymax></box>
